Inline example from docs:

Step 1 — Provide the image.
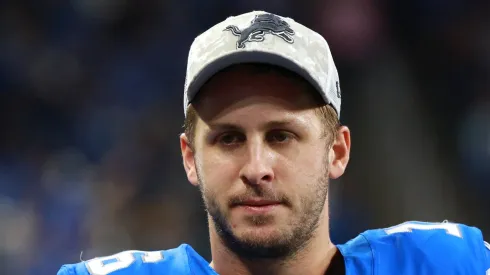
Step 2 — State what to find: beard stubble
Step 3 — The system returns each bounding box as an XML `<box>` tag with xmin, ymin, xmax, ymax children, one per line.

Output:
<box><xmin>196</xmin><ymin>157</ymin><xmax>330</xmax><ymax>261</ymax></box>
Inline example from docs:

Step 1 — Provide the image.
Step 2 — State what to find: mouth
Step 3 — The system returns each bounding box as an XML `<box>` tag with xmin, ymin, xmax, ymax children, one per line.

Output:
<box><xmin>239</xmin><ymin>199</ymin><xmax>281</xmax><ymax>206</ymax></box>
<box><xmin>232</xmin><ymin>199</ymin><xmax>282</xmax><ymax>214</ymax></box>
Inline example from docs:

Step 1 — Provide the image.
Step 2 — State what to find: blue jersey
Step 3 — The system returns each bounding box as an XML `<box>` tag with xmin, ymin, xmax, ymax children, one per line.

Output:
<box><xmin>58</xmin><ymin>221</ymin><xmax>490</xmax><ymax>275</ymax></box>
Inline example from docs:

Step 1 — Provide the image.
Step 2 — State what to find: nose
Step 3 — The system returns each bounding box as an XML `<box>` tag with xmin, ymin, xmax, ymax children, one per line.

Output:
<box><xmin>239</xmin><ymin>137</ymin><xmax>275</xmax><ymax>186</ymax></box>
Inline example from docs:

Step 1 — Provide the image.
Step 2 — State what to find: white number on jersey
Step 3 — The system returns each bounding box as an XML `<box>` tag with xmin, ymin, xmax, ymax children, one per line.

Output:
<box><xmin>85</xmin><ymin>250</ymin><xmax>164</xmax><ymax>275</ymax></box>
<box><xmin>385</xmin><ymin>221</ymin><xmax>463</xmax><ymax>238</ymax></box>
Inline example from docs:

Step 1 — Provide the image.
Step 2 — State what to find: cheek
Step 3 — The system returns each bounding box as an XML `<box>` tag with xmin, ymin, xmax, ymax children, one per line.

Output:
<box><xmin>196</xmin><ymin>150</ymin><xmax>239</xmax><ymax>193</ymax></box>
<box><xmin>278</xmin><ymin>148</ymin><xmax>327</xmax><ymax>197</ymax></box>
<box><xmin>281</xmin><ymin>146</ymin><xmax>326</xmax><ymax>178</ymax></box>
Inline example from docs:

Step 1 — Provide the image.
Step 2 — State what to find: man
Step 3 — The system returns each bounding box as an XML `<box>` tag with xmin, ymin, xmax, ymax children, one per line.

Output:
<box><xmin>58</xmin><ymin>11</ymin><xmax>490</xmax><ymax>275</ymax></box>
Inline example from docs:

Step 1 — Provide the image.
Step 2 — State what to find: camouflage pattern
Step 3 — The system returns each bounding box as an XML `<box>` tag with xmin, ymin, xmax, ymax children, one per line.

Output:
<box><xmin>183</xmin><ymin>11</ymin><xmax>341</xmax><ymax>118</ymax></box>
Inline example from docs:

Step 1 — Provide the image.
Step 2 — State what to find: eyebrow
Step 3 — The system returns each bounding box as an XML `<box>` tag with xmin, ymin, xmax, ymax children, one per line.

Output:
<box><xmin>206</xmin><ymin>119</ymin><xmax>306</xmax><ymax>132</ymax></box>
<box><xmin>206</xmin><ymin>123</ymin><xmax>244</xmax><ymax>132</ymax></box>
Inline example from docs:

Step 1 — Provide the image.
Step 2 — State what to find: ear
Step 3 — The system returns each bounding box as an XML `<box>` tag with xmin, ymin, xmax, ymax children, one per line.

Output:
<box><xmin>328</xmin><ymin>126</ymin><xmax>351</xmax><ymax>179</ymax></box>
<box><xmin>180</xmin><ymin>133</ymin><xmax>199</xmax><ymax>186</ymax></box>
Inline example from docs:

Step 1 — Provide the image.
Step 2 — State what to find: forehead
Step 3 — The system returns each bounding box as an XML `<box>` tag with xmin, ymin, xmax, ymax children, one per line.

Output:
<box><xmin>192</xmin><ymin>64</ymin><xmax>325</xmax><ymax>123</ymax></box>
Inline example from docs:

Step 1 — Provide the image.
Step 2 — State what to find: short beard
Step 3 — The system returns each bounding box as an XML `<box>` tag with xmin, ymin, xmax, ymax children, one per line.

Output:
<box><xmin>197</xmin><ymin>161</ymin><xmax>329</xmax><ymax>261</ymax></box>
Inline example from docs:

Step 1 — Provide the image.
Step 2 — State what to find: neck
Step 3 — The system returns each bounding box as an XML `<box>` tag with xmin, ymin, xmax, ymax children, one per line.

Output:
<box><xmin>208</xmin><ymin>205</ymin><xmax>337</xmax><ymax>275</ymax></box>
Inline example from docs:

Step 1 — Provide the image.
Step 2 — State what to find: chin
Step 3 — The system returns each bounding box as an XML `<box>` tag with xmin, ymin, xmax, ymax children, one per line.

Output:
<box><xmin>241</xmin><ymin>223</ymin><xmax>281</xmax><ymax>237</ymax></box>
<box><xmin>233</xmin><ymin>210</ymin><xmax>290</xmax><ymax>239</ymax></box>
<box><xmin>213</xmin><ymin>214</ymin><xmax>303</xmax><ymax>259</ymax></box>
<box><xmin>237</xmin><ymin>223</ymin><xmax>292</xmax><ymax>246</ymax></box>
<box><xmin>211</xmin><ymin>205</ymin><xmax>301</xmax><ymax>258</ymax></box>
<box><xmin>230</xmin><ymin>226</ymin><xmax>297</xmax><ymax>259</ymax></box>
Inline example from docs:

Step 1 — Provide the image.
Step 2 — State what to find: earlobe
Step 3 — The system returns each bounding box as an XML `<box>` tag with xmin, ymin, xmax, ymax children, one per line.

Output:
<box><xmin>180</xmin><ymin>133</ymin><xmax>199</xmax><ymax>186</ymax></box>
<box><xmin>328</xmin><ymin>126</ymin><xmax>351</xmax><ymax>179</ymax></box>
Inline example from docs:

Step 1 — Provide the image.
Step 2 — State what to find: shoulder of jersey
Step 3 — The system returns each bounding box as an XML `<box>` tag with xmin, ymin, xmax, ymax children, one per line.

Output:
<box><xmin>57</xmin><ymin>244</ymin><xmax>218</xmax><ymax>275</ymax></box>
<box><xmin>338</xmin><ymin>220</ymin><xmax>489</xmax><ymax>274</ymax></box>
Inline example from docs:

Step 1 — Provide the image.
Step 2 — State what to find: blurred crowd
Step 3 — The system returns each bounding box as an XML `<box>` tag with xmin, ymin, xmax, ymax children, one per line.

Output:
<box><xmin>0</xmin><ymin>0</ymin><xmax>489</xmax><ymax>274</ymax></box>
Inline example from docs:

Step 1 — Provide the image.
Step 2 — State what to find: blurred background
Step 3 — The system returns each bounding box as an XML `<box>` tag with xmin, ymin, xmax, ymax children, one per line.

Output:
<box><xmin>0</xmin><ymin>0</ymin><xmax>489</xmax><ymax>274</ymax></box>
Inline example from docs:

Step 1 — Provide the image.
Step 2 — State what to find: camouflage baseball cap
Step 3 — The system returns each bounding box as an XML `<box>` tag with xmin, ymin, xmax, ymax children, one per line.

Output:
<box><xmin>183</xmin><ymin>11</ymin><xmax>342</xmax><ymax>118</ymax></box>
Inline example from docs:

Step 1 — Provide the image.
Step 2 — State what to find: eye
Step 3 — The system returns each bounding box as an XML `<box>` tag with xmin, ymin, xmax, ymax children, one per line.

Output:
<box><xmin>217</xmin><ymin>132</ymin><xmax>245</xmax><ymax>146</ymax></box>
<box><xmin>266</xmin><ymin>130</ymin><xmax>294</xmax><ymax>143</ymax></box>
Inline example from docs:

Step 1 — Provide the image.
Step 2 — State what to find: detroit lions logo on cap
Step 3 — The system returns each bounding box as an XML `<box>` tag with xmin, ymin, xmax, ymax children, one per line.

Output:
<box><xmin>224</xmin><ymin>13</ymin><xmax>295</xmax><ymax>49</ymax></box>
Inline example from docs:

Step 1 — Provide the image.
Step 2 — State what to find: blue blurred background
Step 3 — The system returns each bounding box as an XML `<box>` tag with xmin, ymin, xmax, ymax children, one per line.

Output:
<box><xmin>0</xmin><ymin>0</ymin><xmax>489</xmax><ymax>274</ymax></box>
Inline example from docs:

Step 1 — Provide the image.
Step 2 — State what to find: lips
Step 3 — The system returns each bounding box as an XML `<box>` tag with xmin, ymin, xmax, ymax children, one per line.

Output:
<box><xmin>239</xmin><ymin>199</ymin><xmax>281</xmax><ymax>206</ymax></box>
<box><xmin>231</xmin><ymin>198</ymin><xmax>283</xmax><ymax>215</ymax></box>
<box><xmin>232</xmin><ymin>198</ymin><xmax>282</xmax><ymax>207</ymax></box>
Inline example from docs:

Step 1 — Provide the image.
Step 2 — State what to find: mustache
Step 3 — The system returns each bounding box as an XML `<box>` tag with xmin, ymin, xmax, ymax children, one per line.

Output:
<box><xmin>227</xmin><ymin>187</ymin><xmax>292</xmax><ymax>207</ymax></box>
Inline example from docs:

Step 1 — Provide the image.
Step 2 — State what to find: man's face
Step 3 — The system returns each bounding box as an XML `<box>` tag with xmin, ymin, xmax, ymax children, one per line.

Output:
<box><xmin>188</xmin><ymin>66</ymin><xmax>332</xmax><ymax>259</ymax></box>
